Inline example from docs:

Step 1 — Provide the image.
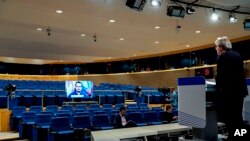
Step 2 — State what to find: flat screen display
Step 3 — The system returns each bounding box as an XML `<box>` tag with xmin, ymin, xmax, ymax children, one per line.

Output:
<box><xmin>195</xmin><ymin>67</ymin><xmax>214</xmax><ymax>79</ymax></box>
<box><xmin>65</xmin><ymin>81</ymin><xmax>93</xmax><ymax>98</ymax></box>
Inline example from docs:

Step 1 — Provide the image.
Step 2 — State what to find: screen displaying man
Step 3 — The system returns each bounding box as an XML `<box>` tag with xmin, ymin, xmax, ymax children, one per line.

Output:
<box><xmin>66</xmin><ymin>81</ymin><xmax>91</xmax><ymax>98</ymax></box>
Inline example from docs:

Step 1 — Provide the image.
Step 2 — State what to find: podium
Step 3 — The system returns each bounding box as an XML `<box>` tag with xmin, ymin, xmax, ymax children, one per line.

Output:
<box><xmin>0</xmin><ymin>109</ymin><xmax>11</xmax><ymax>132</ymax></box>
<box><xmin>178</xmin><ymin>76</ymin><xmax>217</xmax><ymax>141</ymax></box>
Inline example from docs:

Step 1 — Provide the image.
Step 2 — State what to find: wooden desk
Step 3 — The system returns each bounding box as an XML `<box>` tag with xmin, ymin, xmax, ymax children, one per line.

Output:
<box><xmin>0</xmin><ymin>109</ymin><xmax>11</xmax><ymax>132</ymax></box>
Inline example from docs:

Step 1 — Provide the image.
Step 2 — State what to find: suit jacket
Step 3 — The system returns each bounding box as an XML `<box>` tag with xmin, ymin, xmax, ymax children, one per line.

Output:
<box><xmin>68</xmin><ymin>90</ymin><xmax>89</xmax><ymax>98</ymax></box>
<box><xmin>114</xmin><ymin>114</ymin><xmax>128</xmax><ymax>128</ymax></box>
<box><xmin>215</xmin><ymin>49</ymin><xmax>248</xmax><ymax>98</ymax></box>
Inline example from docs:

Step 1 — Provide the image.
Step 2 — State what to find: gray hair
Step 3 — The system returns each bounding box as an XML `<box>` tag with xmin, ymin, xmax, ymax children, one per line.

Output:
<box><xmin>214</xmin><ymin>36</ymin><xmax>232</xmax><ymax>49</ymax></box>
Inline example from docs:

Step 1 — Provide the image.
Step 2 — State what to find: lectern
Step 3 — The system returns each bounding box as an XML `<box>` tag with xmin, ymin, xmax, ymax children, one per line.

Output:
<box><xmin>178</xmin><ymin>76</ymin><xmax>217</xmax><ymax>141</ymax></box>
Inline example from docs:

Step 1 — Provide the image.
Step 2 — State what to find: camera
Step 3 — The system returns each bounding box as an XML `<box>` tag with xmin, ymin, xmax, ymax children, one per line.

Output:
<box><xmin>3</xmin><ymin>84</ymin><xmax>16</xmax><ymax>92</ymax></box>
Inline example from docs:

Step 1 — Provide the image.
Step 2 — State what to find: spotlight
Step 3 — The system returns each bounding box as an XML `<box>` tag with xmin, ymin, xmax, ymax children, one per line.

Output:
<box><xmin>126</xmin><ymin>0</ymin><xmax>146</xmax><ymax>11</ymax></box>
<box><xmin>243</xmin><ymin>19</ymin><xmax>250</xmax><ymax>30</ymax></box>
<box><xmin>186</xmin><ymin>5</ymin><xmax>195</xmax><ymax>14</ymax></box>
<box><xmin>229</xmin><ymin>13</ymin><xmax>237</xmax><ymax>23</ymax></box>
<box><xmin>150</xmin><ymin>0</ymin><xmax>161</xmax><ymax>7</ymax></box>
<box><xmin>167</xmin><ymin>4</ymin><xmax>185</xmax><ymax>18</ymax></box>
<box><xmin>211</xmin><ymin>8</ymin><xmax>219</xmax><ymax>21</ymax></box>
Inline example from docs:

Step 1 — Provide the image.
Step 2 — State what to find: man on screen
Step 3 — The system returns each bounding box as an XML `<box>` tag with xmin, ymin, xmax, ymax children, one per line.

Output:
<box><xmin>68</xmin><ymin>81</ymin><xmax>90</xmax><ymax>98</ymax></box>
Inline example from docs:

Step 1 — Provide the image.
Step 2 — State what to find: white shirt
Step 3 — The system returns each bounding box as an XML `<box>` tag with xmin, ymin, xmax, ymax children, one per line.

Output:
<box><xmin>120</xmin><ymin>114</ymin><xmax>127</xmax><ymax>126</ymax></box>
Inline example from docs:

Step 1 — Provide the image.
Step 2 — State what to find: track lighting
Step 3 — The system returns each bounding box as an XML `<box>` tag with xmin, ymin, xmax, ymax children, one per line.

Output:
<box><xmin>211</xmin><ymin>8</ymin><xmax>219</xmax><ymax>21</ymax></box>
<box><xmin>186</xmin><ymin>5</ymin><xmax>195</xmax><ymax>14</ymax></box>
<box><xmin>229</xmin><ymin>13</ymin><xmax>237</xmax><ymax>23</ymax></box>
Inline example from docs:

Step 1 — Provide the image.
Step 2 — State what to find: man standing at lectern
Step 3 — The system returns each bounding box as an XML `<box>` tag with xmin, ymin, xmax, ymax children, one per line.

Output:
<box><xmin>215</xmin><ymin>36</ymin><xmax>248</xmax><ymax>140</ymax></box>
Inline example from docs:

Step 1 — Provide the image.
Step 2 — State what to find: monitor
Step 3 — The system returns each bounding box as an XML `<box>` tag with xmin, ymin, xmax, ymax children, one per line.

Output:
<box><xmin>195</xmin><ymin>67</ymin><xmax>214</xmax><ymax>79</ymax></box>
<box><xmin>65</xmin><ymin>81</ymin><xmax>93</xmax><ymax>98</ymax></box>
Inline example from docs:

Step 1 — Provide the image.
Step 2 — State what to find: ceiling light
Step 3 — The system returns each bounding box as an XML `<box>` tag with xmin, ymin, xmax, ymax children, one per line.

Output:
<box><xmin>36</xmin><ymin>28</ymin><xmax>42</xmax><ymax>31</ymax></box>
<box><xmin>155</xmin><ymin>41</ymin><xmax>159</xmax><ymax>44</ymax></box>
<box><xmin>133</xmin><ymin>54</ymin><xmax>136</xmax><ymax>56</ymax></box>
<box><xmin>108</xmin><ymin>57</ymin><xmax>112</xmax><ymax>59</ymax></box>
<box><xmin>186</xmin><ymin>5</ymin><xmax>195</xmax><ymax>14</ymax></box>
<box><xmin>126</xmin><ymin>0</ymin><xmax>146</xmax><ymax>11</ymax></box>
<box><xmin>195</xmin><ymin>30</ymin><xmax>201</xmax><ymax>33</ymax></box>
<box><xmin>109</xmin><ymin>19</ymin><xmax>116</xmax><ymax>23</ymax></box>
<box><xmin>186</xmin><ymin>45</ymin><xmax>190</xmax><ymax>47</ymax></box>
<box><xmin>81</xmin><ymin>34</ymin><xmax>86</xmax><ymax>37</ymax></box>
<box><xmin>229</xmin><ymin>13</ymin><xmax>237</xmax><ymax>23</ymax></box>
<box><xmin>167</xmin><ymin>4</ymin><xmax>185</xmax><ymax>18</ymax></box>
<box><xmin>211</xmin><ymin>9</ymin><xmax>219</xmax><ymax>21</ymax></box>
<box><xmin>154</xmin><ymin>26</ymin><xmax>160</xmax><ymax>29</ymax></box>
<box><xmin>56</xmin><ymin>10</ymin><xmax>63</xmax><ymax>14</ymax></box>
<box><xmin>150</xmin><ymin>0</ymin><xmax>161</xmax><ymax>7</ymax></box>
<box><xmin>120</xmin><ymin>38</ymin><xmax>124</xmax><ymax>40</ymax></box>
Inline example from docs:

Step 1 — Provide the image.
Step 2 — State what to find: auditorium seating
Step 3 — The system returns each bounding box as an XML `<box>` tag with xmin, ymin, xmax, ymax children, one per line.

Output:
<box><xmin>143</xmin><ymin>111</ymin><xmax>162</xmax><ymax>125</ymax></box>
<box><xmin>152</xmin><ymin>107</ymin><xmax>164</xmax><ymax>113</ymax></box>
<box><xmin>48</xmin><ymin>117</ymin><xmax>74</xmax><ymax>141</ymax></box>
<box><xmin>19</xmin><ymin>111</ymin><xmax>36</xmax><ymax>141</ymax></box>
<box><xmin>75</xmin><ymin>104</ymin><xmax>87</xmax><ymax>110</ymax></box>
<box><xmin>33</xmin><ymin>113</ymin><xmax>52</xmax><ymax>141</ymax></box>
<box><xmin>46</xmin><ymin>105</ymin><xmax>58</xmax><ymax>113</ymax></box>
<box><xmin>158</xmin><ymin>111</ymin><xmax>170</xmax><ymax>124</ymax></box>
<box><xmin>71</xmin><ymin>115</ymin><xmax>92</xmax><ymax>141</ymax></box>
<box><xmin>92</xmin><ymin>114</ymin><xmax>114</xmax><ymax>130</ymax></box>
<box><xmin>29</xmin><ymin>106</ymin><xmax>43</xmax><ymax>113</ymax></box>
<box><xmin>10</xmin><ymin>106</ymin><xmax>26</xmax><ymax>130</ymax></box>
<box><xmin>127</xmin><ymin>112</ymin><xmax>147</xmax><ymax>126</ymax></box>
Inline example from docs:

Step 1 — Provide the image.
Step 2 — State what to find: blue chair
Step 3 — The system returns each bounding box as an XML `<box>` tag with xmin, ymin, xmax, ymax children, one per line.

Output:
<box><xmin>158</xmin><ymin>111</ymin><xmax>169</xmax><ymax>124</ymax></box>
<box><xmin>139</xmin><ymin>108</ymin><xmax>150</xmax><ymax>113</ymax></box>
<box><xmin>72</xmin><ymin>115</ymin><xmax>92</xmax><ymax>141</ymax></box>
<box><xmin>46</xmin><ymin>105</ymin><xmax>58</xmax><ymax>113</ymax></box>
<box><xmin>115</xmin><ymin>103</ymin><xmax>124</xmax><ymax>110</ymax></box>
<box><xmin>55</xmin><ymin>113</ymin><xmax>72</xmax><ymax>122</ymax></box>
<box><xmin>102</xmin><ymin>104</ymin><xmax>113</xmax><ymax>110</ymax></box>
<box><xmin>89</xmin><ymin>104</ymin><xmax>100</xmax><ymax>110</ymax></box>
<box><xmin>75</xmin><ymin>105</ymin><xmax>87</xmax><ymax>110</ymax></box>
<box><xmin>29</xmin><ymin>106</ymin><xmax>43</xmax><ymax>113</ymax></box>
<box><xmin>48</xmin><ymin>117</ymin><xmax>74</xmax><ymax>141</ymax></box>
<box><xmin>19</xmin><ymin>111</ymin><xmax>36</xmax><ymax>140</ymax></box>
<box><xmin>61</xmin><ymin>105</ymin><xmax>73</xmax><ymax>112</ymax></box>
<box><xmin>33</xmin><ymin>114</ymin><xmax>52</xmax><ymax>141</ymax></box>
<box><xmin>92</xmin><ymin>114</ymin><xmax>114</xmax><ymax>130</ymax></box>
<box><xmin>143</xmin><ymin>111</ymin><xmax>162</xmax><ymax>125</ymax></box>
<box><xmin>127</xmin><ymin>104</ymin><xmax>139</xmax><ymax>110</ymax></box>
<box><xmin>107</xmin><ymin>94</ymin><xmax>114</xmax><ymax>104</ymax></box>
<box><xmin>138</xmin><ymin>103</ymin><xmax>150</xmax><ymax>110</ymax></box>
<box><xmin>10</xmin><ymin>106</ymin><xmax>26</xmax><ymax>131</ymax></box>
<box><xmin>74</xmin><ymin>109</ymin><xmax>86</xmax><ymax>113</ymax></box>
<box><xmin>72</xmin><ymin>111</ymin><xmax>90</xmax><ymax>116</ymax></box>
<box><xmin>93</xmin><ymin>111</ymin><xmax>106</xmax><ymax>115</ymax></box>
<box><xmin>127</xmin><ymin>112</ymin><xmax>147</xmax><ymax>126</ymax></box>
<box><xmin>114</xmin><ymin>92</ymin><xmax>124</xmax><ymax>104</ymax></box>
<box><xmin>72</xmin><ymin>115</ymin><xmax>92</xmax><ymax>129</ymax></box>
<box><xmin>151</xmin><ymin>107</ymin><xmax>164</xmax><ymax>113</ymax></box>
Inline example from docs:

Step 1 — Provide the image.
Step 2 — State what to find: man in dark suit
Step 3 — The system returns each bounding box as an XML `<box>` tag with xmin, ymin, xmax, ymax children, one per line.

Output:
<box><xmin>68</xmin><ymin>81</ymin><xmax>89</xmax><ymax>98</ymax></box>
<box><xmin>114</xmin><ymin>107</ymin><xmax>136</xmax><ymax>128</ymax></box>
<box><xmin>215</xmin><ymin>36</ymin><xmax>249</xmax><ymax>140</ymax></box>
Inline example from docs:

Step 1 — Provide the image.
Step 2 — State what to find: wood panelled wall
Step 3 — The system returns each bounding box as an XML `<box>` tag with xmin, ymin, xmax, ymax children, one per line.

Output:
<box><xmin>0</xmin><ymin>61</ymin><xmax>249</xmax><ymax>89</ymax></box>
